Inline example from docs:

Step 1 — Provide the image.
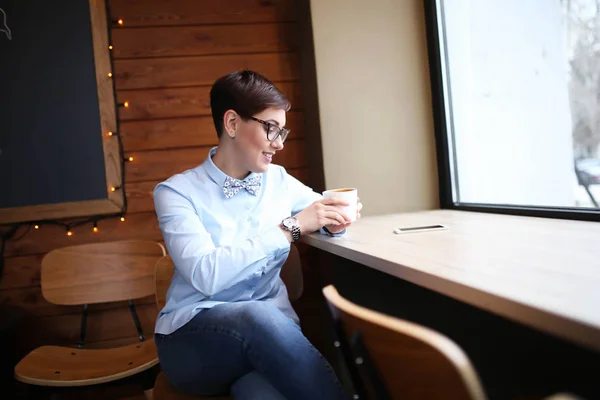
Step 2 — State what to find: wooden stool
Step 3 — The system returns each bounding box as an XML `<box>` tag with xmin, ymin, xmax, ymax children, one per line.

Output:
<box><xmin>154</xmin><ymin>371</ymin><xmax>231</xmax><ymax>400</ymax></box>
<box><xmin>14</xmin><ymin>240</ymin><xmax>166</xmax><ymax>398</ymax></box>
<box><xmin>15</xmin><ymin>340</ymin><xmax>158</xmax><ymax>387</ymax></box>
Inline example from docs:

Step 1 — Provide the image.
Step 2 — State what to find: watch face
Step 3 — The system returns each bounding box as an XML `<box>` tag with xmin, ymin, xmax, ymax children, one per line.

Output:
<box><xmin>283</xmin><ymin>217</ymin><xmax>296</xmax><ymax>229</ymax></box>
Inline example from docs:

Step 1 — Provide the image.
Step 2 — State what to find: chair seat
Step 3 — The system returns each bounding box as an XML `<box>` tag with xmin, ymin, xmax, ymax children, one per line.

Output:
<box><xmin>14</xmin><ymin>339</ymin><xmax>158</xmax><ymax>387</ymax></box>
<box><xmin>154</xmin><ymin>371</ymin><xmax>232</xmax><ymax>400</ymax></box>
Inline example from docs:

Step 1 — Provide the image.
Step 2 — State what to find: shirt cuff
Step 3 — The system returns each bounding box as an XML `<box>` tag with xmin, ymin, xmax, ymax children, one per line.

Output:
<box><xmin>258</xmin><ymin>225</ymin><xmax>291</xmax><ymax>257</ymax></box>
<box><xmin>320</xmin><ymin>226</ymin><xmax>347</xmax><ymax>236</ymax></box>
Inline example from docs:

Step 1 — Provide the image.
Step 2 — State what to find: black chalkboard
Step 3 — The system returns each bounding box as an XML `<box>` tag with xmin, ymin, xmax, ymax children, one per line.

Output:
<box><xmin>0</xmin><ymin>0</ymin><xmax>107</xmax><ymax>210</ymax></box>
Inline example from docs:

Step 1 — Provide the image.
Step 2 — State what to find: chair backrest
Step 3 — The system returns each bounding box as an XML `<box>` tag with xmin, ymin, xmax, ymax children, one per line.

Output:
<box><xmin>154</xmin><ymin>244</ymin><xmax>304</xmax><ymax>311</ymax></box>
<box><xmin>41</xmin><ymin>240</ymin><xmax>166</xmax><ymax>306</ymax></box>
<box><xmin>322</xmin><ymin>285</ymin><xmax>487</xmax><ymax>400</ymax></box>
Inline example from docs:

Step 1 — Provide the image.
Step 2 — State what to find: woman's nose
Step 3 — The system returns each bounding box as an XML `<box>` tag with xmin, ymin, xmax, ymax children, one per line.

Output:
<box><xmin>271</xmin><ymin>135</ymin><xmax>284</xmax><ymax>150</ymax></box>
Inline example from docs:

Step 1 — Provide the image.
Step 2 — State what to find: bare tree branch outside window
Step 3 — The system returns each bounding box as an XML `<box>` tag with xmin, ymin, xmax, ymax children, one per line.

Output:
<box><xmin>563</xmin><ymin>0</ymin><xmax>600</xmax><ymax>158</ymax></box>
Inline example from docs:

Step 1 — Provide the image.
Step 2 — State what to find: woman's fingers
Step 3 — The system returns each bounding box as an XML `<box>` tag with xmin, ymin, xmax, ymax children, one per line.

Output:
<box><xmin>323</xmin><ymin>210</ymin><xmax>348</xmax><ymax>225</ymax></box>
<box><xmin>324</xmin><ymin>206</ymin><xmax>352</xmax><ymax>223</ymax></box>
<box><xmin>320</xmin><ymin>197</ymin><xmax>350</xmax><ymax>207</ymax></box>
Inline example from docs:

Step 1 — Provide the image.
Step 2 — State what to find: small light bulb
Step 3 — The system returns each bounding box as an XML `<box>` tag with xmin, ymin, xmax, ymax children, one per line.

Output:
<box><xmin>124</xmin><ymin>101</ymin><xmax>130</xmax><ymax>108</ymax></box>
<box><xmin>108</xmin><ymin>131</ymin><xmax>113</xmax><ymax>136</ymax></box>
<box><xmin>120</xmin><ymin>217</ymin><xmax>125</xmax><ymax>222</ymax></box>
<box><xmin>109</xmin><ymin>45</ymin><xmax>113</xmax><ymax>50</ymax></box>
<box><xmin>118</xmin><ymin>19</ymin><xmax>124</xmax><ymax>26</ymax></box>
<box><xmin>108</xmin><ymin>72</ymin><xmax>113</xmax><ymax>78</ymax></box>
<box><xmin>34</xmin><ymin>225</ymin><xmax>39</xmax><ymax>230</ymax></box>
<box><xmin>111</xmin><ymin>187</ymin><xmax>116</xmax><ymax>192</ymax></box>
<box><xmin>67</xmin><ymin>230</ymin><xmax>73</xmax><ymax>236</ymax></box>
<box><xmin>128</xmin><ymin>156</ymin><xmax>134</xmax><ymax>162</ymax></box>
<box><xmin>93</xmin><ymin>226</ymin><xmax>98</xmax><ymax>233</ymax></box>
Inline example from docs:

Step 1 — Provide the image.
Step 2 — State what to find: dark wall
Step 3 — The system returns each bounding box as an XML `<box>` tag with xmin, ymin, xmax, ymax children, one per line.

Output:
<box><xmin>0</xmin><ymin>0</ymin><xmax>106</xmax><ymax>209</ymax></box>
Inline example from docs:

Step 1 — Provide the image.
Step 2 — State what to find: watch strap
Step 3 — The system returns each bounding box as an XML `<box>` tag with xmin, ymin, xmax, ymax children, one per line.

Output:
<box><xmin>291</xmin><ymin>225</ymin><xmax>301</xmax><ymax>243</ymax></box>
<box><xmin>282</xmin><ymin>217</ymin><xmax>301</xmax><ymax>243</ymax></box>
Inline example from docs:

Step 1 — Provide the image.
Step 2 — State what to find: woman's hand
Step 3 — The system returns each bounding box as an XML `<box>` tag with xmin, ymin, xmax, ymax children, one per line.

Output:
<box><xmin>323</xmin><ymin>197</ymin><xmax>363</xmax><ymax>234</ymax></box>
<box><xmin>295</xmin><ymin>197</ymin><xmax>352</xmax><ymax>234</ymax></box>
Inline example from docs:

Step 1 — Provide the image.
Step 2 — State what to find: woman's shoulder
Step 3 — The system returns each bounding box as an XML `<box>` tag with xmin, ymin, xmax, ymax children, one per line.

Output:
<box><xmin>154</xmin><ymin>166</ymin><xmax>209</xmax><ymax>196</ymax></box>
<box><xmin>266</xmin><ymin>163</ymin><xmax>288</xmax><ymax>181</ymax></box>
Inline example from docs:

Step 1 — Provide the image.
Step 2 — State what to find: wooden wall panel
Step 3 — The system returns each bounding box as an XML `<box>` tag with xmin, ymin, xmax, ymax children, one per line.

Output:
<box><xmin>117</xmin><ymin>81</ymin><xmax>303</xmax><ymax>121</ymax></box>
<box><xmin>108</xmin><ymin>0</ymin><xmax>296</xmax><ymax>27</ymax></box>
<box><xmin>121</xmin><ymin>112</ymin><xmax>305</xmax><ymax>151</ymax></box>
<box><xmin>288</xmin><ymin>167</ymin><xmax>309</xmax><ymax>184</ymax></box>
<box><xmin>125</xmin><ymin>148</ymin><xmax>209</xmax><ymax>183</ymax></box>
<box><xmin>125</xmin><ymin>181</ymin><xmax>160</xmax><ymax>214</ymax></box>
<box><xmin>4</xmin><ymin>212</ymin><xmax>161</xmax><ymax>257</ymax></box>
<box><xmin>114</xmin><ymin>53</ymin><xmax>299</xmax><ymax>90</ymax></box>
<box><xmin>0</xmin><ymin>255</ymin><xmax>44</xmax><ymax>290</ymax></box>
<box><xmin>112</xmin><ymin>23</ymin><xmax>296</xmax><ymax>59</ymax></box>
<box><xmin>278</xmin><ymin>139</ymin><xmax>307</xmax><ymax>170</ymax></box>
<box><xmin>121</xmin><ymin>117</ymin><xmax>217</xmax><ymax>147</ymax></box>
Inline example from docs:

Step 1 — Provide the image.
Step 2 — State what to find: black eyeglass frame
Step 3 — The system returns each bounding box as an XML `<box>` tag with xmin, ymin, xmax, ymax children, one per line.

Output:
<box><xmin>250</xmin><ymin>117</ymin><xmax>291</xmax><ymax>143</ymax></box>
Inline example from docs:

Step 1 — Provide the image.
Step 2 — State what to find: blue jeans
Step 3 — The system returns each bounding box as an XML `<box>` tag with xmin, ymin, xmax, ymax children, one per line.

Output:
<box><xmin>155</xmin><ymin>301</ymin><xmax>350</xmax><ymax>400</ymax></box>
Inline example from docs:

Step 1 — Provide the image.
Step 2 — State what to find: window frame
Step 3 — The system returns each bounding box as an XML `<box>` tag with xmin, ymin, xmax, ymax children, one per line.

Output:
<box><xmin>423</xmin><ymin>0</ymin><xmax>600</xmax><ymax>223</ymax></box>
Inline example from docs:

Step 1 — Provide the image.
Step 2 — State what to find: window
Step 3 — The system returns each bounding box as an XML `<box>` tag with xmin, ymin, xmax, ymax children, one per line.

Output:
<box><xmin>425</xmin><ymin>0</ymin><xmax>600</xmax><ymax>221</ymax></box>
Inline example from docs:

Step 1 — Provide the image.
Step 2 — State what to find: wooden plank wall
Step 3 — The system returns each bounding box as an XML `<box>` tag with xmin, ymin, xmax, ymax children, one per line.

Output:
<box><xmin>1</xmin><ymin>0</ymin><xmax>315</xmax><ymax>365</ymax></box>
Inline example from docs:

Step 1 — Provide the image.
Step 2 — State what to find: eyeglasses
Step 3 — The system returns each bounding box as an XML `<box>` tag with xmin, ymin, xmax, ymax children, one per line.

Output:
<box><xmin>250</xmin><ymin>117</ymin><xmax>291</xmax><ymax>143</ymax></box>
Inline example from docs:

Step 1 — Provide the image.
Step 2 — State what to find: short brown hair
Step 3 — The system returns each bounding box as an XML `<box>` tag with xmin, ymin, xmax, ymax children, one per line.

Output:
<box><xmin>210</xmin><ymin>70</ymin><xmax>291</xmax><ymax>138</ymax></box>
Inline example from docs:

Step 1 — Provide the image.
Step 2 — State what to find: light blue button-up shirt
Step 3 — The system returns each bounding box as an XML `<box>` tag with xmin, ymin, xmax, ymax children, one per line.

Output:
<box><xmin>153</xmin><ymin>147</ymin><xmax>330</xmax><ymax>335</ymax></box>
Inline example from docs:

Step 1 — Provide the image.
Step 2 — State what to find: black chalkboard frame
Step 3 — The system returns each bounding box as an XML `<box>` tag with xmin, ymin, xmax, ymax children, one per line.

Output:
<box><xmin>0</xmin><ymin>0</ymin><xmax>124</xmax><ymax>225</ymax></box>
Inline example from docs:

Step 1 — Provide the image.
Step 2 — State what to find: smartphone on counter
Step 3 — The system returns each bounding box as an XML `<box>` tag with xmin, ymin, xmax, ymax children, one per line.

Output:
<box><xmin>393</xmin><ymin>224</ymin><xmax>448</xmax><ymax>234</ymax></box>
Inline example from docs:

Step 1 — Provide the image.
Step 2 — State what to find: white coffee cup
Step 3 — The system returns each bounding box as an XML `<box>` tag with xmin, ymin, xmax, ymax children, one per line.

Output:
<box><xmin>322</xmin><ymin>188</ymin><xmax>358</xmax><ymax>222</ymax></box>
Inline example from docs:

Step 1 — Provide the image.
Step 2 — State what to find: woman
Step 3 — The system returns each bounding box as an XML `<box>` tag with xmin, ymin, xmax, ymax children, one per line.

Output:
<box><xmin>154</xmin><ymin>70</ymin><xmax>361</xmax><ymax>400</ymax></box>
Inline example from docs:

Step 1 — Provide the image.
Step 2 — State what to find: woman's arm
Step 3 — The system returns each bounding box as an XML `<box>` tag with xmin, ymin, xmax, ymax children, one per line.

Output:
<box><xmin>154</xmin><ymin>184</ymin><xmax>290</xmax><ymax>297</ymax></box>
<box><xmin>285</xmin><ymin>172</ymin><xmax>348</xmax><ymax>235</ymax></box>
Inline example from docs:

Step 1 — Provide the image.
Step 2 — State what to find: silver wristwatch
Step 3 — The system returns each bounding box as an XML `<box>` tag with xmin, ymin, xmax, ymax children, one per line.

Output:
<box><xmin>281</xmin><ymin>216</ymin><xmax>301</xmax><ymax>243</ymax></box>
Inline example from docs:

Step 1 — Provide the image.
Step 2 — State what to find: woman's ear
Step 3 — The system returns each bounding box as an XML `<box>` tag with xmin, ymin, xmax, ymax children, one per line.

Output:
<box><xmin>223</xmin><ymin>109</ymin><xmax>238</xmax><ymax>138</ymax></box>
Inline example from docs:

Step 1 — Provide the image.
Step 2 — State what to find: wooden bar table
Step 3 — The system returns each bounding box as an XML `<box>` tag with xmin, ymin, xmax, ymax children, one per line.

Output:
<box><xmin>303</xmin><ymin>209</ymin><xmax>600</xmax><ymax>399</ymax></box>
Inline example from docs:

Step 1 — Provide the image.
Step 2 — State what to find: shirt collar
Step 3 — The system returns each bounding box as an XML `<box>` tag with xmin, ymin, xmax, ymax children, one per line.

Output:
<box><xmin>203</xmin><ymin>146</ymin><xmax>260</xmax><ymax>187</ymax></box>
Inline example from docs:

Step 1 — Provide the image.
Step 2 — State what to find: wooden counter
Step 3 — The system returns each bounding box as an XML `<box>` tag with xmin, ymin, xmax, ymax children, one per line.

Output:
<box><xmin>303</xmin><ymin>209</ymin><xmax>600</xmax><ymax>352</ymax></box>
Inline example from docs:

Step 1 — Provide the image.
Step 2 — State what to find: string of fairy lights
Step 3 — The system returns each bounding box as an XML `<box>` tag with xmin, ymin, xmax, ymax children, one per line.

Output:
<box><xmin>0</xmin><ymin>14</ymin><xmax>130</xmax><ymax>276</ymax></box>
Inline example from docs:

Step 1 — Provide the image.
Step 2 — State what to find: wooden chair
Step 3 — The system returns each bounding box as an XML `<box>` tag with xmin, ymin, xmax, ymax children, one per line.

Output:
<box><xmin>14</xmin><ymin>240</ymin><xmax>166</xmax><ymax>399</ymax></box>
<box><xmin>323</xmin><ymin>285</ymin><xmax>587</xmax><ymax>400</ymax></box>
<box><xmin>153</xmin><ymin>244</ymin><xmax>304</xmax><ymax>400</ymax></box>
<box><xmin>322</xmin><ymin>284</ymin><xmax>487</xmax><ymax>400</ymax></box>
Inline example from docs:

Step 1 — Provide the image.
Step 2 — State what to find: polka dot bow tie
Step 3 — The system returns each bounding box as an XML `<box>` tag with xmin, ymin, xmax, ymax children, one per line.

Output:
<box><xmin>222</xmin><ymin>175</ymin><xmax>262</xmax><ymax>199</ymax></box>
